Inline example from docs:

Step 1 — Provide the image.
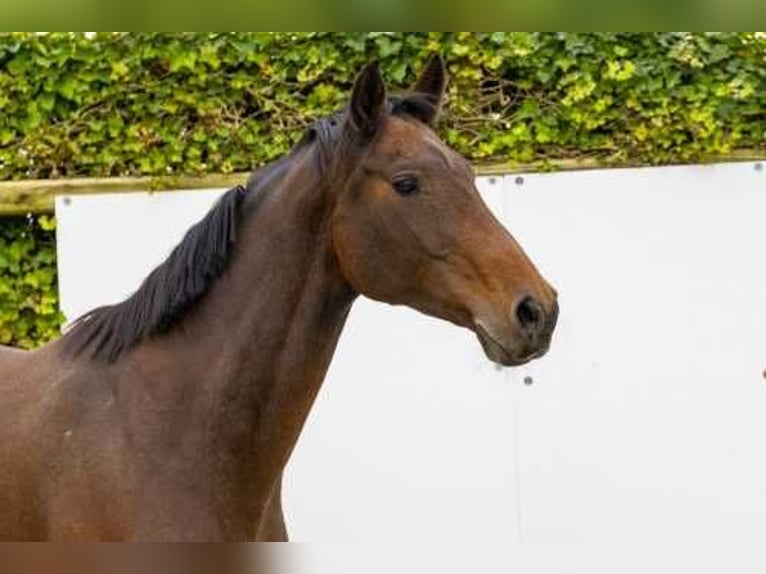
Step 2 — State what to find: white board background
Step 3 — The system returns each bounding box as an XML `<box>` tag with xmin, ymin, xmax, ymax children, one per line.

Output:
<box><xmin>56</xmin><ymin>162</ymin><xmax>766</xmax><ymax>572</ymax></box>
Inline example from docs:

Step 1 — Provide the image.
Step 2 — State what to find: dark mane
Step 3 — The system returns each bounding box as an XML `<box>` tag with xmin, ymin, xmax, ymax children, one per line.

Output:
<box><xmin>64</xmin><ymin>185</ymin><xmax>246</xmax><ymax>362</ymax></box>
<box><xmin>63</xmin><ymin>93</ymin><xmax>434</xmax><ymax>363</ymax></box>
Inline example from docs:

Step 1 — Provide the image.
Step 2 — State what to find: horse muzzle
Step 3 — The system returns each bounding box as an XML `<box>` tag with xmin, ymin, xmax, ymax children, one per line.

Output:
<box><xmin>474</xmin><ymin>297</ymin><xmax>558</xmax><ymax>367</ymax></box>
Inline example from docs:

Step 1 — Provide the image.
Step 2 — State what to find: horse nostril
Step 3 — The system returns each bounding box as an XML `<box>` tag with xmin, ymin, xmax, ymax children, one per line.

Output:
<box><xmin>515</xmin><ymin>296</ymin><xmax>545</xmax><ymax>337</ymax></box>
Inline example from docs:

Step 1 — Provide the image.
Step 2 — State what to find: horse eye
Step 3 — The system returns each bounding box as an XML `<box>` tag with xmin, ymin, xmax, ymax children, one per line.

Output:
<box><xmin>392</xmin><ymin>175</ymin><xmax>419</xmax><ymax>196</ymax></box>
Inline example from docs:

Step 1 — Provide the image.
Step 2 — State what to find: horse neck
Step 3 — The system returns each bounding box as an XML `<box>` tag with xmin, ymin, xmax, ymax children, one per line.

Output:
<box><xmin>124</xmin><ymin>151</ymin><xmax>356</xmax><ymax>503</ymax></box>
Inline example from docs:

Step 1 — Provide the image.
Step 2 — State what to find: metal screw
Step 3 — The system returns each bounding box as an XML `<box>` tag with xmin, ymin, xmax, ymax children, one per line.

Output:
<box><xmin>523</xmin><ymin>376</ymin><xmax>534</xmax><ymax>386</ymax></box>
<box><xmin>63</xmin><ymin>197</ymin><xmax>71</xmax><ymax>206</ymax></box>
<box><xmin>489</xmin><ymin>177</ymin><xmax>497</xmax><ymax>185</ymax></box>
<box><xmin>755</xmin><ymin>162</ymin><xmax>763</xmax><ymax>172</ymax></box>
<box><xmin>515</xmin><ymin>176</ymin><xmax>524</xmax><ymax>186</ymax></box>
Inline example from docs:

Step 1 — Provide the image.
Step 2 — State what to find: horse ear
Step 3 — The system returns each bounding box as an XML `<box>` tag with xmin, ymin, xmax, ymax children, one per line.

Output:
<box><xmin>413</xmin><ymin>54</ymin><xmax>447</xmax><ymax>123</ymax></box>
<box><xmin>349</xmin><ymin>61</ymin><xmax>386</xmax><ymax>137</ymax></box>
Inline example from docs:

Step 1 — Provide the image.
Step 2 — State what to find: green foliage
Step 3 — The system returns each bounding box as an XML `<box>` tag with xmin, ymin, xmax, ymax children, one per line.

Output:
<box><xmin>0</xmin><ymin>32</ymin><xmax>764</xmax><ymax>347</ymax></box>
<box><xmin>0</xmin><ymin>215</ymin><xmax>62</xmax><ymax>348</ymax></box>
<box><xmin>0</xmin><ymin>32</ymin><xmax>763</xmax><ymax>179</ymax></box>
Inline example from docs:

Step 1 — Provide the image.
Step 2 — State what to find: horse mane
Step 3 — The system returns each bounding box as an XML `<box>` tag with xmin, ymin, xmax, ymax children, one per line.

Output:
<box><xmin>63</xmin><ymin>185</ymin><xmax>246</xmax><ymax>362</ymax></box>
<box><xmin>63</xmin><ymin>93</ymin><xmax>436</xmax><ymax>363</ymax></box>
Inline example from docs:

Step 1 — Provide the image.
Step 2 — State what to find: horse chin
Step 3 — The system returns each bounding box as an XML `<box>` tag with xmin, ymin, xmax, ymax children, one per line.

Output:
<box><xmin>474</xmin><ymin>323</ymin><xmax>541</xmax><ymax>367</ymax></box>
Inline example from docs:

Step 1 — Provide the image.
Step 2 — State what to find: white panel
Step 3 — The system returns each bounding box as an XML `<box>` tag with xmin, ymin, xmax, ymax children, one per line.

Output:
<box><xmin>55</xmin><ymin>162</ymin><xmax>766</xmax><ymax>572</ymax></box>
<box><xmin>500</xmin><ymin>162</ymin><xmax>766</xmax><ymax>572</ymax></box>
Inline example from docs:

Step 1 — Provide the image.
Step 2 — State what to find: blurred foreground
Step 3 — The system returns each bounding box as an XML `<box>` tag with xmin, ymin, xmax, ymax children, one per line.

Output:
<box><xmin>0</xmin><ymin>544</ymin><xmax>301</xmax><ymax>574</ymax></box>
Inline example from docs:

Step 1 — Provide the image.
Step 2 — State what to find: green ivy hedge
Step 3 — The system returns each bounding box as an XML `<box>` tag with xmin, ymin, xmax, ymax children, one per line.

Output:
<box><xmin>1</xmin><ymin>32</ymin><xmax>764</xmax><ymax>180</ymax></box>
<box><xmin>0</xmin><ymin>215</ymin><xmax>61</xmax><ymax>347</ymax></box>
<box><xmin>0</xmin><ymin>32</ymin><xmax>764</xmax><ymax>347</ymax></box>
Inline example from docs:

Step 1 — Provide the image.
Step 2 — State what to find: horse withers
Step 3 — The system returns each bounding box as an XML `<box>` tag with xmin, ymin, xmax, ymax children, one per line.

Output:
<box><xmin>0</xmin><ymin>55</ymin><xmax>557</xmax><ymax>541</ymax></box>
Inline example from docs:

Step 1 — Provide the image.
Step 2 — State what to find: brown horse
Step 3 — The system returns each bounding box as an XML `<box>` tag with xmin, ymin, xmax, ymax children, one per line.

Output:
<box><xmin>0</xmin><ymin>56</ymin><xmax>557</xmax><ymax>541</ymax></box>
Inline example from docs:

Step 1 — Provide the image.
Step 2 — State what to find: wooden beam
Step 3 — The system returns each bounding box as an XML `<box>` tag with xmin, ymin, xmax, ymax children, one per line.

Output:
<box><xmin>0</xmin><ymin>173</ymin><xmax>246</xmax><ymax>217</ymax></box>
<box><xmin>1</xmin><ymin>151</ymin><xmax>764</xmax><ymax>217</ymax></box>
